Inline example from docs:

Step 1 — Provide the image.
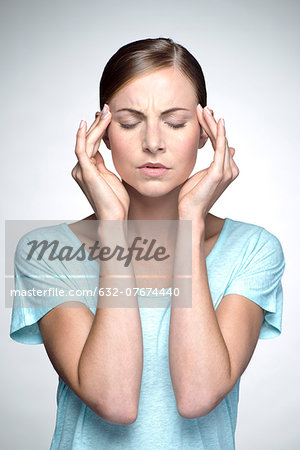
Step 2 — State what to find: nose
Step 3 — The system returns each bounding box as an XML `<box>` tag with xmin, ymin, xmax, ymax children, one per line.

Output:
<box><xmin>142</xmin><ymin>121</ymin><xmax>166</xmax><ymax>154</ymax></box>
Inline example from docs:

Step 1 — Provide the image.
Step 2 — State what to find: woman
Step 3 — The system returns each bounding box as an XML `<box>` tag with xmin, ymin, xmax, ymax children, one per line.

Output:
<box><xmin>10</xmin><ymin>37</ymin><xmax>285</xmax><ymax>449</ymax></box>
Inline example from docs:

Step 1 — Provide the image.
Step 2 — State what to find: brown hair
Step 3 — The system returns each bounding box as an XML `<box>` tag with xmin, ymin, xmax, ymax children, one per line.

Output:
<box><xmin>99</xmin><ymin>37</ymin><xmax>207</xmax><ymax>110</ymax></box>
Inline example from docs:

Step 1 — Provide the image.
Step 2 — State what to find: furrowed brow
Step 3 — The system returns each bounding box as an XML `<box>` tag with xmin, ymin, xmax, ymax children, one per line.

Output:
<box><xmin>115</xmin><ymin>107</ymin><xmax>190</xmax><ymax>117</ymax></box>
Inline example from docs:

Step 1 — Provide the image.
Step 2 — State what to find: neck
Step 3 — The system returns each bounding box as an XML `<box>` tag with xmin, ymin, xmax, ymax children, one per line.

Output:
<box><xmin>86</xmin><ymin>181</ymin><xmax>215</xmax><ymax>241</ymax></box>
<box><xmin>124</xmin><ymin>180</ymin><xmax>181</xmax><ymax>222</ymax></box>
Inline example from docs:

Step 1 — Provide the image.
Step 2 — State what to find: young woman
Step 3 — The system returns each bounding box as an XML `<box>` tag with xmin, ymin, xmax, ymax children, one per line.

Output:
<box><xmin>10</xmin><ymin>37</ymin><xmax>285</xmax><ymax>449</ymax></box>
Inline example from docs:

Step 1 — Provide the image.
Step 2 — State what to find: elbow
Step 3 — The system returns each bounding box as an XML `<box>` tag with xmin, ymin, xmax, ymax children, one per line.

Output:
<box><xmin>107</xmin><ymin>409</ymin><xmax>138</xmax><ymax>425</ymax></box>
<box><xmin>94</xmin><ymin>401</ymin><xmax>138</xmax><ymax>425</ymax></box>
<box><xmin>177</xmin><ymin>390</ymin><xmax>226</xmax><ymax>419</ymax></box>
<box><xmin>176</xmin><ymin>371</ymin><xmax>237</xmax><ymax>419</ymax></box>
<box><xmin>77</xmin><ymin>380</ymin><xmax>139</xmax><ymax>425</ymax></box>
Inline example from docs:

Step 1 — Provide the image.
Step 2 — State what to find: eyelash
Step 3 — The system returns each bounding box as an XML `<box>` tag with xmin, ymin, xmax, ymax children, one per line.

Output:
<box><xmin>120</xmin><ymin>122</ymin><xmax>187</xmax><ymax>130</ymax></box>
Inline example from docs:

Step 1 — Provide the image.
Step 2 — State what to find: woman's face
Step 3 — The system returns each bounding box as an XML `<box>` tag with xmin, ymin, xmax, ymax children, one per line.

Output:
<box><xmin>103</xmin><ymin>66</ymin><xmax>207</xmax><ymax>197</ymax></box>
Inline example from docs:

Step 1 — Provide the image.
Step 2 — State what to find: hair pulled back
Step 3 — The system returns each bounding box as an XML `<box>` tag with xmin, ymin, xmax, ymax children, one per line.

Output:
<box><xmin>99</xmin><ymin>37</ymin><xmax>207</xmax><ymax>110</ymax></box>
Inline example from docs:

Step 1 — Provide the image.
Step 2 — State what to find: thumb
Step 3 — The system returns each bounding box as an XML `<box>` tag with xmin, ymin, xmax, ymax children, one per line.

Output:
<box><xmin>94</xmin><ymin>151</ymin><xmax>111</xmax><ymax>174</ymax></box>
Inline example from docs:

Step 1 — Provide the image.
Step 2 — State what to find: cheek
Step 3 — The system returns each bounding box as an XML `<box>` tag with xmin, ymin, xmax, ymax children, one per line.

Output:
<box><xmin>108</xmin><ymin>128</ymin><xmax>138</xmax><ymax>179</ymax></box>
<box><xmin>172</xmin><ymin>123</ymin><xmax>200</xmax><ymax>145</ymax></box>
<box><xmin>108</xmin><ymin>127</ymin><xmax>133</xmax><ymax>161</ymax></box>
<box><xmin>173</xmin><ymin>129</ymin><xmax>199</xmax><ymax>164</ymax></box>
<box><xmin>108</xmin><ymin>124</ymin><xmax>129</xmax><ymax>149</ymax></box>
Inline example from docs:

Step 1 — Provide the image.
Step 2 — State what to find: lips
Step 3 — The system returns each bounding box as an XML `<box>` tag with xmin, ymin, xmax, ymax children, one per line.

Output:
<box><xmin>138</xmin><ymin>162</ymin><xmax>168</xmax><ymax>169</ymax></box>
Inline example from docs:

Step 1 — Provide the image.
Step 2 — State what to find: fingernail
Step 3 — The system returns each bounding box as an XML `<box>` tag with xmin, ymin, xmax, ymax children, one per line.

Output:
<box><xmin>79</xmin><ymin>120</ymin><xmax>84</xmax><ymax>129</ymax></box>
<box><xmin>197</xmin><ymin>104</ymin><xmax>203</xmax><ymax>112</ymax></box>
<box><xmin>101</xmin><ymin>104</ymin><xmax>110</xmax><ymax>119</ymax></box>
<box><xmin>204</xmin><ymin>106</ymin><xmax>212</xmax><ymax>115</ymax></box>
<box><xmin>221</xmin><ymin>118</ymin><xmax>225</xmax><ymax>127</ymax></box>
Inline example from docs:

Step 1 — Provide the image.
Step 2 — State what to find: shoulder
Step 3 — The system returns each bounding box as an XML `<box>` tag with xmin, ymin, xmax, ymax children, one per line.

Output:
<box><xmin>16</xmin><ymin>223</ymin><xmax>67</xmax><ymax>245</ymax></box>
<box><xmin>14</xmin><ymin>223</ymin><xmax>70</xmax><ymax>265</ymax></box>
<box><xmin>225</xmin><ymin>217</ymin><xmax>285</xmax><ymax>270</ymax></box>
<box><xmin>226</xmin><ymin>217</ymin><xmax>283</xmax><ymax>248</ymax></box>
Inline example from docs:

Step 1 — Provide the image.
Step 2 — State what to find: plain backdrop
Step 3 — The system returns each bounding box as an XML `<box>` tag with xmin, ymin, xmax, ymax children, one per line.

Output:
<box><xmin>1</xmin><ymin>0</ymin><xmax>299</xmax><ymax>448</ymax></box>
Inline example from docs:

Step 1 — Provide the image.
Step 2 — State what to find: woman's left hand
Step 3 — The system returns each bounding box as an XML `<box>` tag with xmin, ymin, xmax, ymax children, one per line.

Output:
<box><xmin>178</xmin><ymin>105</ymin><xmax>240</xmax><ymax>222</ymax></box>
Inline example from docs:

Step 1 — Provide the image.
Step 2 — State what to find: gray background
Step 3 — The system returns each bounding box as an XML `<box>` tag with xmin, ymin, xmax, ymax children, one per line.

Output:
<box><xmin>1</xmin><ymin>0</ymin><xmax>299</xmax><ymax>448</ymax></box>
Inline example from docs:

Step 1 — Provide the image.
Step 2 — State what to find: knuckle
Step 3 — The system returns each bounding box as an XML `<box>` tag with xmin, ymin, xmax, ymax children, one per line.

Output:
<box><xmin>73</xmin><ymin>170</ymin><xmax>79</xmax><ymax>181</ymax></box>
<box><xmin>71</xmin><ymin>165</ymin><xmax>78</xmax><ymax>178</ymax></box>
<box><xmin>71</xmin><ymin>164</ymin><xmax>83</xmax><ymax>181</ymax></box>
<box><xmin>234</xmin><ymin>166</ymin><xmax>240</xmax><ymax>178</ymax></box>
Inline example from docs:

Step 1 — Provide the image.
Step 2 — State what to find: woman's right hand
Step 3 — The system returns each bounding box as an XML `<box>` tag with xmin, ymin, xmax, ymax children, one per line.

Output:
<box><xmin>71</xmin><ymin>104</ymin><xmax>130</xmax><ymax>221</ymax></box>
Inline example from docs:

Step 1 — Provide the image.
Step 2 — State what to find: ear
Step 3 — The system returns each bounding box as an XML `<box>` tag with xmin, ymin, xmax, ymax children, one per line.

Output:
<box><xmin>102</xmin><ymin>130</ymin><xmax>111</xmax><ymax>150</ymax></box>
<box><xmin>198</xmin><ymin>126</ymin><xmax>209</xmax><ymax>149</ymax></box>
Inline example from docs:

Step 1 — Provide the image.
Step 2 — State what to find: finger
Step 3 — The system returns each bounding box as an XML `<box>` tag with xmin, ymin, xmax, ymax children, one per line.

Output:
<box><xmin>93</xmin><ymin>150</ymin><xmax>111</xmax><ymax>174</ymax></box>
<box><xmin>92</xmin><ymin>136</ymin><xmax>101</xmax><ymax>161</ymax></box>
<box><xmin>86</xmin><ymin>112</ymin><xmax>101</xmax><ymax>136</ymax></box>
<box><xmin>87</xmin><ymin>113</ymin><xmax>105</xmax><ymax>157</ymax></box>
<box><xmin>222</xmin><ymin>120</ymin><xmax>232</xmax><ymax>175</ymax></box>
<box><xmin>197</xmin><ymin>105</ymin><xmax>217</xmax><ymax>147</ymax></box>
<box><xmin>203</xmin><ymin>106</ymin><xmax>218</xmax><ymax>143</ymax></box>
<box><xmin>228</xmin><ymin>146</ymin><xmax>240</xmax><ymax>178</ymax></box>
<box><xmin>212</xmin><ymin>118</ymin><xmax>227</xmax><ymax>175</ymax></box>
<box><xmin>89</xmin><ymin>128</ymin><xmax>108</xmax><ymax>161</ymax></box>
<box><xmin>75</xmin><ymin>119</ymin><xmax>110</xmax><ymax>176</ymax></box>
<box><xmin>75</xmin><ymin>120</ymin><xmax>92</xmax><ymax>171</ymax></box>
<box><xmin>221</xmin><ymin>122</ymin><xmax>238</xmax><ymax>179</ymax></box>
<box><xmin>85</xmin><ymin>105</ymin><xmax>112</xmax><ymax>158</ymax></box>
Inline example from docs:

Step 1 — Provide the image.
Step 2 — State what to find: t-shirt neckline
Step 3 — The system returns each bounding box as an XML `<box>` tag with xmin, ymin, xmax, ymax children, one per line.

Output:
<box><xmin>60</xmin><ymin>218</ymin><xmax>231</xmax><ymax>296</ymax></box>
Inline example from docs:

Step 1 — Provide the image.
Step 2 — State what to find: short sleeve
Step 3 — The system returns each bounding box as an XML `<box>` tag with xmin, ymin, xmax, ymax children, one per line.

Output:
<box><xmin>223</xmin><ymin>228</ymin><xmax>286</xmax><ymax>339</ymax></box>
<box><xmin>9</xmin><ymin>231</ymin><xmax>90</xmax><ymax>345</ymax></box>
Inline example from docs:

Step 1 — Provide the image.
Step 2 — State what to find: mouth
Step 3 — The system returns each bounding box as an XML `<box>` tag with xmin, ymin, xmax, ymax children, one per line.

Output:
<box><xmin>138</xmin><ymin>164</ymin><xmax>170</xmax><ymax>178</ymax></box>
<box><xmin>138</xmin><ymin>162</ymin><xmax>169</xmax><ymax>169</ymax></box>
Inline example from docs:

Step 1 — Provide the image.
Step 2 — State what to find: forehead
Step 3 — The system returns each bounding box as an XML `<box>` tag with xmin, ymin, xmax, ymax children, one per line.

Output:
<box><xmin>110</xmin><ymin>67</ymin><xmax>197</xmax><ymax>108</ymax></box>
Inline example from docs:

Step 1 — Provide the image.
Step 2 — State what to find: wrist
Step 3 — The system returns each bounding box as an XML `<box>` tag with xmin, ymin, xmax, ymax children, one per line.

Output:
<box><xmin>97</xmin><ymin>218</ymin><xmax>126</xmax><ymax>236</ymax></box>
<box><xmin>178</xmin><ymin>214</ymin><xmax>206</xmax><ymax>230</ymax></box>
<box><xmin>177</xmin><ymin>217</ymin><xmax>206</xmax><ymax>248</ymax></box>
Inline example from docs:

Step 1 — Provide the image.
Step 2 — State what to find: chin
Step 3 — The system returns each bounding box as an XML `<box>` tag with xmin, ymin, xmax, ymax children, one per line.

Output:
<box><xmin>122</xmin><ymin>178</ymin><xmax>181</xmax><ymax>198</ymax></box>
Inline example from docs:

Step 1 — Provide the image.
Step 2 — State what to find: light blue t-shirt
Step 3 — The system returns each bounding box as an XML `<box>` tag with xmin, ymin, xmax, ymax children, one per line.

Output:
<box><xmin>9</xmin><ymin>217</ymin><xmax>286</xmax><ymax>449</ymax></box>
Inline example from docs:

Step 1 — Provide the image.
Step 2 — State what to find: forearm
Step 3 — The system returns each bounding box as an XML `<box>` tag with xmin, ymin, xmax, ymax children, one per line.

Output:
<box><xmin>78</xmin><ymin>221</ymin><xmax>143</xmax><ymax>422</ymax></box>
<box><xmin>169</xmin><ymin>219</ymin><xmax>231</xmax><ymax>417</ymax></box>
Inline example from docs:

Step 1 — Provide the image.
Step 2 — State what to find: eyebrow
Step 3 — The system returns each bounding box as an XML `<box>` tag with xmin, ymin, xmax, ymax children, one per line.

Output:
<box><xmin>115</xmin><ymin>107</ymin><xmax>190</xmax><ymax>117</ymax></box>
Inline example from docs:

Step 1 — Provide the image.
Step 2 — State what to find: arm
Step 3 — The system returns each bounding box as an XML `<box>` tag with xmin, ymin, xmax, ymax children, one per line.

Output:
<box><xmin>39</xmin><ymin>223</ymin><xmax>143</xmax><ymax>425</ymax></box>
<box><xmin>169</xmin><ymin>219</ymin><xmax>264</xmax><ymax>419</ymax></box>
<box><xmin>171</xmin><ymin>106</ymin><xmax>263</xmax><ymax>418</ymax></box>
<box><xmin>40</xmin><ymin>105</ymin><xmax>143</xmax><ymax>424</ymax></box>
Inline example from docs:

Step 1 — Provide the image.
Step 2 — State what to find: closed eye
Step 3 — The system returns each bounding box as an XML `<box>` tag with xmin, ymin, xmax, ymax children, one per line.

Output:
<box><xmin>119</xmin><ymin>122</ymin><xmax>187</xmax><ymax>129</ymax></box>
<box><xmin>119</xmin><ymin>123</ymin><xmax>138</xmax><ymax>129</ymax></box>
<box><xmin>167</xmin><ymin>123</ymin><xmax>187</xmax><ymax>129</ymax></box>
